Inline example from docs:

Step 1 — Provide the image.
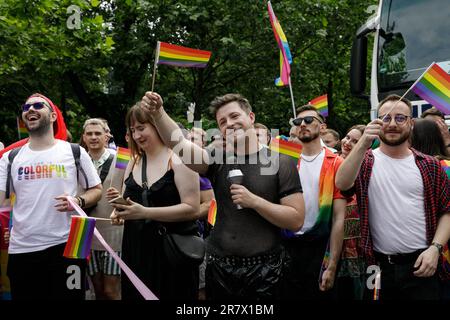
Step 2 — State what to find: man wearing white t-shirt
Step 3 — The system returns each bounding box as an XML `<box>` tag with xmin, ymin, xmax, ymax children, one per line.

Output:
<box><xmin>336</xmin><ymin>94</ymin><xmax>450</xmax><ymax>300</ymax></box>
<box><xmin>283</xmin><ymin>104</ymin><xmax>346</xmax><ymax>300</ymax></box>
<box><xmin>0</xmin><ymin>94</ymin><xmax>102</xmax><ymax>300</ymax></box>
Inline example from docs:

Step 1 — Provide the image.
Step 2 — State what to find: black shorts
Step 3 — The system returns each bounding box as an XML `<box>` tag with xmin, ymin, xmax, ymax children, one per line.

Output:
<box><xmin>205</xmin><ymin>247</ymin><xmax>289</xmax><ymax>300</ymax></box>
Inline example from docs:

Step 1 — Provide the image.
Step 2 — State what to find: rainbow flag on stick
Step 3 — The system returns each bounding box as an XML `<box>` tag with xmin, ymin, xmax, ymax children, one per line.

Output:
<box><xmin>156</xmin><ymin>41</ymin><xmax>212</xmax><ymax>68</ymax></box>
<box><xmin>269</xmin><ymin>138</ymin><xmax>302</xmax><ymax>159</ymax></box>
<box><xmin>63</xmin><ymin>216</ymin><xmax>96</xmax><ymax>259</ymax></box>
<box><xmin>17</xmin><ymin>117</ymin><xmax>28</xmax><ymax>139</ymax></box>
<box><xmin>268</xmin><ymin>1</ymin><xmax>292</xmax><ymax>87</ymax></box>
<box><xmin>207</xmin><ymin>199</ymin><xmax>217</xmax><ymax>227</ymax></box>
<box><xmin>411</xmin><ymin>62</ymin><xmax>450</xmax><ymax>115</ymax></box>
<box><xmin>115</xmin><ymin>147</ymin><xmax>131</xmax><ymax>170</ymax></box>
<box><xmin>309</xmin><ymin>94</ymin><xmax>328</xmax><ymax>117</ymax></box>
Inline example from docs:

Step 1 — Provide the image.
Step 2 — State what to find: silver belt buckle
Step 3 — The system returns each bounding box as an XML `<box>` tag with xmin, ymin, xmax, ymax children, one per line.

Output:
<box><xmin>387</xmin><ymin>255</ymin><xmax>394</xmax><ymax>264</ymax></box>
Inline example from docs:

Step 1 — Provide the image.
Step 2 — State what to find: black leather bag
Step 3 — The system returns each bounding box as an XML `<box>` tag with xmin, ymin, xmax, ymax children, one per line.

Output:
<box><xmin>162</xmin><ymin>232</ymin><xmax>205</xmax><ymax>267</ymax></box>
<box><xmin>140</xmin><ymin>153</ymin><xmax>205</xmax><ymax>267</ymax></box>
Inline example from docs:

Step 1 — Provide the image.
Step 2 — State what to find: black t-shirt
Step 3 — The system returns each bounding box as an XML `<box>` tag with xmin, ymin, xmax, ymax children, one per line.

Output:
<box><xmin>205</xmin><ymin>146</ymin><xmax>302</xmax><ymax>257</ymax></box>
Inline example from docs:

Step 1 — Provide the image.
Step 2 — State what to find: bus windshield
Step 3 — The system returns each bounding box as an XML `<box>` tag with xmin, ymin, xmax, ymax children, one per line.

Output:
<box><xmin>377</xmin><ymin>0</ymin><xmax>450</xmax><ymax>92</ymax></box>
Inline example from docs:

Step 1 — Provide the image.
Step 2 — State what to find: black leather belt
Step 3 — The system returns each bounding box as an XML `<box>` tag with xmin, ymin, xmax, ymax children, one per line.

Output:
<box><xmin>374</xmin><ymin>249</ymin><xmax>425</xmax><ymax>265</ymax></box>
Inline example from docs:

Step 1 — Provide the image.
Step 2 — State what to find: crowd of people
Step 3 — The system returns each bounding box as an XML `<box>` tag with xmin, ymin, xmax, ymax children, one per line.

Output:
<box><xmin>0</xmin><ymin>91</ymin><xmax>449</xmax><ymax>301</ymax></box>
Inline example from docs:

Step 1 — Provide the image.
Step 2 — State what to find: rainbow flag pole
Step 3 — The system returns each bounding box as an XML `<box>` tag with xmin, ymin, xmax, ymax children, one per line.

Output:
<box><xmin>267</xmin><ymin>1</ymin><xmax>296</xmax><ymax>118</ymax></box>
<box><xmin>151</xmin><ymin>41</ymin><xmax>161</xmax><ymax>92</ymax></box>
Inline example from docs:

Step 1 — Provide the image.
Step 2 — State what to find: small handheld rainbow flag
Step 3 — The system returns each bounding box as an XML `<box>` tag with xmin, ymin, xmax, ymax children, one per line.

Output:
<box><xmin>17</xmin><ymin>117</ymin><xmax>28</xmax><ymax>139</ymax></box>
<box><xmin>115</xmin><ymin>147</ymin><xmax>131</xmax><ymax>170</ymax></box>
<box><xmin>411</xmin><ymin>62</ymin><xmax>450</xmax><ymax>115</ymax></box>
<box><xmin>269</xmin><ymin>138</ymin><xmax>302</xmax><ymax>159</ymax></box>
<box><xmin>156</xmin><ymin>41</ymin><xmax>212</xmax><ymax>68</ymax></box>
<box><xmin>207</xmin><ymin>199</ymin><xmax>217</xmax><ymax>227</ymax></box>
<box><xmin>309</xmin><ymin>94</ymin><xmax>328</xmax><ymax>117</ymax></box>
<box><xmin>63</xmin><ymin>216</ymin><xmax>96</xmax><ymax>259</ymax></box>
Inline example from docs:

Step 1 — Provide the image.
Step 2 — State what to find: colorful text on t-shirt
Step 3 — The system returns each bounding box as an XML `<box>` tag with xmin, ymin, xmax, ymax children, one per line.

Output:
<box><xmin>17</xmin><ymin>163</ymin><xmax>68</xmax><ymax>180</ymax></box>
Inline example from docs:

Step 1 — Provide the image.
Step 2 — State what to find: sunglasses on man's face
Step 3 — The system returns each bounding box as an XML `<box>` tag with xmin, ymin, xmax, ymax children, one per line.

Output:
<box><xmin>21</xmin><ymin>102</ymin><xmax>51</xmax><ymax>112</ymax></box>
<box><xmin>292</xmin><ymin>116</ymin><xmax>322</xmax><ymax>126</ymax></box>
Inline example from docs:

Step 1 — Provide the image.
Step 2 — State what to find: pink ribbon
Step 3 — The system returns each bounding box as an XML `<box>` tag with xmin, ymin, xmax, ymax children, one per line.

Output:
<box><xmin>67</xmin><ymin>197</ymin><xmax>158</xmax><ymax>300</ymax></box>
<box><xmin>0</xmin><ymin>207</ymin><xmax>11</xmax><ymax>213</ymax></box>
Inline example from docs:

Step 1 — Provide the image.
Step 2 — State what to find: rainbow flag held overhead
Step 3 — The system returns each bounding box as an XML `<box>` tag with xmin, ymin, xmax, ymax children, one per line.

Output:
<box><xmin>207</xmin><ymin>199</ymin><xmax>217</xmax><ymax>227</ymax></box>
<box><xmin>269</xmin><ymin>138</ymin><xmax>302</xmax><ymax>159</ymax></box>
<box><xmin>115</xmin><ymin>147</ymin><xmax>131</xmax><ymax>170</ymax></box>
<box><xmin>309</xmin><ymin>94</ymin><xmax>328</xmax><ymax>117</ymax></box>
<box><xmin>63</xmin><ymin>216</ymin><xmax>96</xmax><ymax>259</ymax></box>
<box><xmin>156</xmin><ymin>41</ymin><xmax>212</xmax><ymax>68</ymax></box>
<box><xmin>268</xmin><ymin>1</ymin><xmax>292</xmax><ymax>87</ymax></box>
<box><xmin>411</xmin><ymin>62</ymin><xmax>450</xmax><ymax>115</ymax></box>
<box><xmin>17</xmin><ymin>117</ymin><xmax>28</xmax><ymax>139</ymax></box>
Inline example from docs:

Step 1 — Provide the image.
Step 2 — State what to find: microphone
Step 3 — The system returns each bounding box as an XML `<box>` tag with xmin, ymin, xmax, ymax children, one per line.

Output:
<box><xmin>228</xmin><ymin>169</ymin><xmax>244</xmax><ymax>209</ymax></box>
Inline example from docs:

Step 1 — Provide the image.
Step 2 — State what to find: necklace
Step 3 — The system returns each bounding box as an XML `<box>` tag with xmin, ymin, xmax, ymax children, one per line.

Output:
<box><xmin>300</xmin><ymin>151</ymin><xmax>322</xmax><ymax>163</ymax></box>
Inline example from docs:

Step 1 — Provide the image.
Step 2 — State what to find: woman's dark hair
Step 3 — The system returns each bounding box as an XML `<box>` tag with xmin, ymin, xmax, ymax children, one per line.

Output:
<box><xmin>411</xmin><ymin>119</ymin><xmax>450</xmax><ymax>160</ymax></box>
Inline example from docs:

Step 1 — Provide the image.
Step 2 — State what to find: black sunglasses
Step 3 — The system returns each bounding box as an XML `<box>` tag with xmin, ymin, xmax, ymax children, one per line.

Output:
<box><xmin>292</xmin><ymin>116</ymin><xmax>322</xmax><ymax>126</ymax></box>
<box><xmin>21</xmin><ymin>102</ymin><xmax>52</xmax><ymax>112</ymax></box>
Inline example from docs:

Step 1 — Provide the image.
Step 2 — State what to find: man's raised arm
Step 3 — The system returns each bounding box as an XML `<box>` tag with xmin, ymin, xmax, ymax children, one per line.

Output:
<box><xmin>140</xmin><ymin>91</ymin><xmax>210</xmax><ymax>174</ymax></box>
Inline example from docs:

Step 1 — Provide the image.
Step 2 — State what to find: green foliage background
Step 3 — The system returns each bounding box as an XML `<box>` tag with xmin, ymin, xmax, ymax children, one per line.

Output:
<box><xmin>0</xmin><ymin>0</ymin><xmax>375</xmax><ymax>146</ymax></box>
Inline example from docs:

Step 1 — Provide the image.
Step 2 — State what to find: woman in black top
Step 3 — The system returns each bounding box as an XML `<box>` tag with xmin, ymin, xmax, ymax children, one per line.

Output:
<box><xmin>110</xmin><ymin>104</ymin><xmax>200</xmax><ymax>300</ymax></box>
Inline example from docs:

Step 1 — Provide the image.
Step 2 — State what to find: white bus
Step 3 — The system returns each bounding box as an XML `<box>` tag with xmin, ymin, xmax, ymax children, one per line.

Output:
<box><xmin>350</xmin><ymin>0</ymin><xmax>450</xmax><ymax>121</ymax></box>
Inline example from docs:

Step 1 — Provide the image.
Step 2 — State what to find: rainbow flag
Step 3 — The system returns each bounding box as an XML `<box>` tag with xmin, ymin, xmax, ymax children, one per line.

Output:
<box><xmin>440</xmin><ymin>159</ymin><xmax>450</xmax><ymax>179</ymax></box>
<box><xmin>411</xmin><ymin>62</ymin><xmax>450</xmax><ymax>115</ymax></box>
<box><xmin>63</xmin><ymin>216</ymin><xmax>96</xmax><ymax>259</ymax></box>
<box><xmin>269</xmin><ymin>137</ymin><xmax>302</xmax><ymax>159</ymax></box>
<box><xmin>207</xmin><ymin>199</ymin><xmax>217</xmax><ymax>226</ymax></box>
<box><xmin>268</xmin><ymin>1</ymin><xmax>292</xmax><ymax>87</ymax></box>
<box><xmin>17</xmin><ymin>117</ymin><xmax>28</xmax><ymax>139</ymax></box>
<box><xmin>115</xmin><ymin>147</ymin><xmax>131</xmax><ymax>170</ymax></box>
<box><xmin>156</xmin><ymin>41</ymin><xmax>211</xmax><ymax>68</ymax></box>
<box><xmin>309</xmin><ymin>94</ymin><xmax>328</xmax><ymax>117</ymax></box>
